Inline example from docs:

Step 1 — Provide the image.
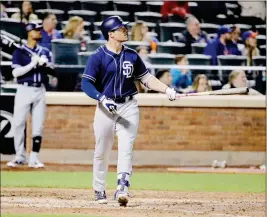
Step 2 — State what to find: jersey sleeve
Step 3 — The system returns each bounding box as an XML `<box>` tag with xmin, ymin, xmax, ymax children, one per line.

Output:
<box><xmin>82</xmin><ymin>51</ymin><xmax>101</xmax><ymax>83</ymax></box>
<box><xmin>134</xmin><ymin>54</ymin><xmax>149</xmax><ymax>80</ymax></box>
<box><xmin>11</xmin><ymin>49</ymin><xmax>22</xmax><ymax>68</ymax></box>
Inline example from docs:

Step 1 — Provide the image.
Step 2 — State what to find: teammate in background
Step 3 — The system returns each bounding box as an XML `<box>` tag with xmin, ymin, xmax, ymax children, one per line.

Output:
<box><xmin>81</xmin><ymin>16</ymin><xmax>177</xmax><ymax>206</ymax></box>
<box><xmin>7</xmin><ymin>23</ymin><xmax>55</xmax><ymax>168</ymax></box>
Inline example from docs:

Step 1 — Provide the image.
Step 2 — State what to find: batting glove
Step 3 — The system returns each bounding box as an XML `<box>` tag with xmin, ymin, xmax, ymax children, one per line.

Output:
<box><xmin>38</xmin><ymin>55</ymin><xmax>49</xmax><ymax>66</ymax></box>
<box><xmin>165</xmin><ymin>87</ymin><xmax>177</xmax><ymax>101</ymax></box>
<box><xmin>31</xmin><ymin>55</ymin><xmax>40</xmax><ymax>66</ymax></box>
<box><xmin>100</xmin><ymin>95</ymin><xmax>117</xmax><ymax>115</ymax></box>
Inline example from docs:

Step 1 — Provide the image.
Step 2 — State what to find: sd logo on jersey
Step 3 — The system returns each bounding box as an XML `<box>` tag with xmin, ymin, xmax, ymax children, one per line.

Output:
<box><xmin>122</xmin><ymin>61</ymin><xmax>134</xmax><ymax>78</ymax></box>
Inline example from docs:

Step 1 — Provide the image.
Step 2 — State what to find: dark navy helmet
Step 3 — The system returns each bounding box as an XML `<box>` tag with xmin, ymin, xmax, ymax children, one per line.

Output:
<box><xmin>25</xmin><ymin>22</ymin><xmax>42</xmax><ymax>32</ymax></box>
<box><xmin>100</xmin><ymin>16</ymin><xmax>128</xmax><ymax>40</ymax></box>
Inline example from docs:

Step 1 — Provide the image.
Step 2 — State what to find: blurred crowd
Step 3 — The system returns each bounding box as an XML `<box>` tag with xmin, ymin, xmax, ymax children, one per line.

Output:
<box><xmin>0</xmin><ymin>1</ymin><xmax>265</xmax><ymax>95</ymax></box>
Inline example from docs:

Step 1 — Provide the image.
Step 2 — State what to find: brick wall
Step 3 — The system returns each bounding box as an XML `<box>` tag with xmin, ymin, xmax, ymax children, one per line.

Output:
<box><xmin>26</xmin><ymin>105</ymin><xmax>265</xmax><ymax>152</ymax></box>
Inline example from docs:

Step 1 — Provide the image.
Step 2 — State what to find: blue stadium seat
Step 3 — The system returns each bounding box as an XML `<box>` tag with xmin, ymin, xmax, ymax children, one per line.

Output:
<box><xmin>147</xmin><ymin>53</ymin><xmax>175</xmax><ymax>65</ymax></box>
<box><xmin>259</xmin><ymin>45</ymin><xmax>266</xmax><ymax>56</ymax></box>
<box><xmin>200</xmin><ymin>23</ymin><xmax>219</xmax><ymax>34</ymax></box>
<box><xmin>252</xmin><ymin>56</ymin><xmax>266</xmax><ymax>66</ymax></box>
<box><xmin>145</xmin><ymin>1</ymin><xmax>163</xmax><ymax>13</ymax></box>
<box><xmin>51</xmin><ymin>39</ymin><xmax>81</xmax><ymax>65</ymax></box>
<box><xmin>48</xmin><ymin>0</ymin><xmax>75</xmax><ymax>11</ymax></box>
<box><xmin>256</xmin><ymin>25</ymin><xmax>266</xmax><ymax>35</ymax></box>
<box><xmin>256</xmin><ymin>35</ymin><xmax>266</xmax><ymax>47</ymax></box>
<box><xmin>191</xmin><ymin>42</ymin><xmax>207</xmax><ymax>54</ymax></box>
<box><xmin>4</xmin><ymin>7</ymin><xmax>20</xmax><ymax>18</ymax></box>
<box><xmin>80</xmin><ymin>0</ymin><xmax>111</xmax><ymax>13</ymax></box>
<box><xmin>114</xmin><ymin>1</ymin><xmax>145</xmax><ymax>13</ymax></box>
<box><xmin>157</xmin><ymin>42</ymin><xmax>185</xmax><ymax>55</ymax></box>
<box><xmin>159</xmin><ymin>23</ymin><xmax>186</xmax><ymax>42</ymax></box>
<box><xmin>0</xmin><ymin>18</ymin><xmax>26</xmax><ymax>39</ymax></box>
<box><xmin>123</xmin><ymin>41</ymin><xmax>150</xmax><ymax>50</ymax></box>
<box><xmin>35</xmin><ymin>9</ymin><xmax>65</xmax><ymax>22</ymax></box>
<box><xmin>186</xmin><ymin>54</ymin><xmax>212</xmax><ymax>79</ymax></box>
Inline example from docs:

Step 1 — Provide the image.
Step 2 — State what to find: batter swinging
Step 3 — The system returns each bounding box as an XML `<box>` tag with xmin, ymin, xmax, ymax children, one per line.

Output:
<box><xmin>81</xmin><ymin>16</ymin><xmax>177</xmax><ymax>206</ymax></box>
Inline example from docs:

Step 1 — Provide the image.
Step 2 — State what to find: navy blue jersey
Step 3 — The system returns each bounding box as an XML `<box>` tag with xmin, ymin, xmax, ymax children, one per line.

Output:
<box><xmin>82</xmin><ymin>45</ymin><xmax>149</xmax><ymax>99</ymax></box>
<box><xmin>12</xmin><ymin>44</ymin><xmax>52</xmax><ymax>84</ymax></box>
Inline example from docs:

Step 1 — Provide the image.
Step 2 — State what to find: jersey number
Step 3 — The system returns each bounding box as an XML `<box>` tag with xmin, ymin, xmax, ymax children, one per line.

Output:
<box><xmin>122</xmin><ymin>61</ymin><xmax>134</xmax><ymax>78</ymax></box>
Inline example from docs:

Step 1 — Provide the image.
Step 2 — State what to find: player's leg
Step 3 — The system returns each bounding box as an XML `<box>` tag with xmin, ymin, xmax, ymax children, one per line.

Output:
<box><xmin>93</xmin><ymin>103</ymin><xmax>115</xmax><ymax>203</ymax></box>
<box><xmin>114</xmin><ymin>99</ymin><xmax>139</xmax><ymax>206</ymax></box>
<box><xmin>7</xmin><ymin>86</ymin><xmax>31</xmax><ymax>167</ymax></box>
<box><xmin>29</xmin><ymin>87</ymin><xmax>46</xmax><ymax>168</ymax></box>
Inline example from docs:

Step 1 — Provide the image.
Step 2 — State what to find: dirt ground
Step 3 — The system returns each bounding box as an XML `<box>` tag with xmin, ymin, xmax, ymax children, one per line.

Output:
<box><xmin>1</xmin><ymin>164</ymin><xmax>265</xmax><ymax>217</ymax></box>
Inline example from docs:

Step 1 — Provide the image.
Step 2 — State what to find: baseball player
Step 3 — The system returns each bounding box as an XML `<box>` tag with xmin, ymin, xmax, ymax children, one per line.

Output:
<box><xmin>6</xmin><ymin>23</ymin><xmax>54</xmax><ymax>168</ymax></box>
<box><xmin>81</xmin><ymin>16</ymin><xmax>177</xmax><ymax>206</ymax></box>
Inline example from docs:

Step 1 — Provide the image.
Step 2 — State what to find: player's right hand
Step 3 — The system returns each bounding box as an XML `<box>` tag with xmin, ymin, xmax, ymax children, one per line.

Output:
<box><xmin>31</xmin><ymin>55</ymin><xmax>40</xmax><ymax>66</ymax></box>
<box><xmin>100</xmin><ymin>95</ymin><xmax>117</xmax><ymax>115</ymax></box>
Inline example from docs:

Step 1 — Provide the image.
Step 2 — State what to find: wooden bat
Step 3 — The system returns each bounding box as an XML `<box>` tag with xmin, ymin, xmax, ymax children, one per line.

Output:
<box><xmin>176</xmin><ymin>87</ymin><xmax>249</xmax><ymax>98</ymax></box>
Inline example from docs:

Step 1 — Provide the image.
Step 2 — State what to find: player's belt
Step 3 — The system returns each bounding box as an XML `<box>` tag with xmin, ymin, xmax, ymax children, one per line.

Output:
<box><xmin>20</xmin><ymin>82</ymin><xmax>43</xmax><ymax>88</ymax></box>
<box><xmin>113</xmin><ymin>95</ymin><xmax>133</xmax><ymax>104</ymax></box>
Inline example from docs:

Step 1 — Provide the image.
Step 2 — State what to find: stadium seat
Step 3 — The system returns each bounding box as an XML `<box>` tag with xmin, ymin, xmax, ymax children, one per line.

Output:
<box><xmin>191</xmin><ymin>42</ymin><xmax>207</xmax><ymax>54</ymax></box>
<box><xmin>159</xmin><ymin>23</ymin><xmax>186</xmax><ymax>42</ymax></box>
<box><xmin>78</xmin><ymin>51</ymin><xmax>93</xmax><ymax>65</ymax></box>
<box><xmin>80</xmin><ymin>0</ymin><xmax>111</xmax><ymax>13</ymax></box>
<box><xmin>200</xmin><ymin>23</ymin><xmax>219</xmax><ymax>34</ymax></box>
<box><xmin>48</xmin><ymin>0</ymin><xmax>75</xmax><ymax>11</ymax></box>
<box><xmin>252</xmin><ymin>56</ymin><xmax>266</xmax><ymax>66</ymax></box>
<box><xmin>0</xmin><ymin>18</ymin><xmax>26</xmax><ymax>39</ymax></box>
<box><xmin>114</xmin><ymin>1</ymin><xmax>145</xmax><ymax>13</ymax></box>
<box><xmin>123</xmin><ymin>41</ymin><xmax>150</xmax><ymax>50</ymax></box>
<box><xmin>93</xmin><ymin>22</ymin><xmax>102</xmax><ymax>31</ymax></box>
<box><xmin>225</xmin><ymin>24</ymin><xmax>251</xmax><ymax>34</ymax></box>
<box><xmin>186</xmin><ymin>54</ymin><xmax>212</xmax><ymax>79</ymax></box>
<box><xmin>134</xmin><ymin>12</ymin><xmax>162</xmax><ymax>24</ymax></box>
<box><xmin>147</xmin><ymin>53</ymin><xmax>175</xmax><ymax>65</ymax></box>
<box><xmin>35</xmin><ymin>9</ymin><xmax>65</xmax><ymax>22</ymax></box>
<box><xmin>4</xmin><ymin>7</ymin><xmax>20</xmax><ymax>18</ymax></box>
<box><xmin>91</xmin><ymin>30</ymin><xmax>102</xmax><ymax>40</ymax></box>
<box><xmin>167</xmin><ymin>14</ymin><xmax>185</xmax><ymax>23</ymax></box>
<box><xmin>173</xmin><ymin>32</ymin><xmax>184</xmax><ymax>42</ymax></box>
<box><xmin>256</xmin><ymin>25</ymin><xmax>266</xmax><ymax>35</ymax></box>
<box><xmin>217</xmin><ymin>55</ymin><xmax>247</xmax><ymax>82</ymax></box>
<box><xmin>101</xmin><ymin>11</ymin><xmax>130</xmax><ymax>22</ymax></box>
<box><xmin>87</xmin><ymin>40</ymin><xmax>106</xmax><ymax>52</ymax></box>
<box><xmin>157</xmin><ymin>42</ymin><xmax>185</xmax><ymax>55</ymax></box>
<box><xmin>68</xmin><ymin>10</ymin><xmax>97</xmax><ymax>23</ymax></box>
<box><xmin>259</xmin><ymin>45</ymin><xmax>266</xmax><ymax>56</ymax></box>
<box><xmin>145</xmin><ymin>1</ymin><xmax>163</xmax><ymax>13</ymax></box>
<box><xmin>51</xmin><ymin>39</ymin><xmax>81</xmax><ymax>65</ymax></box>
<box><xmin>256</xmin><ymin>35</ymin><xmax>266</xmax><ymax>47</ymax></box>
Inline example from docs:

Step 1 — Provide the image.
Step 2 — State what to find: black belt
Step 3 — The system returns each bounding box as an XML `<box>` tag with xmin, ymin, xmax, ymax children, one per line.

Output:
<box><xmin>19</xmin><ymin>82</ymin><xmax>43</xmax><ymax>87</ymax></box>
<box><xmin>113</xmin><ymin>95</ymin><xmax>133</xmax><ymax>104</ymax></box>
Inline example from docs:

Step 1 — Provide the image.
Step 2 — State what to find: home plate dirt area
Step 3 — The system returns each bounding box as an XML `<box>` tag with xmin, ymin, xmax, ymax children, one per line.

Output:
<box><xmin>1</xmin><ymin>188</ymin><xmax>265</xmax><ymax>217</ymax></box>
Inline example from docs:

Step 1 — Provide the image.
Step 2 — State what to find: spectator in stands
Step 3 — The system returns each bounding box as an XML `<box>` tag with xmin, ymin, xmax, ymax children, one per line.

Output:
<box><xmin>11</xmin><ymin>1</ymin><xmax>38</xmax><ymax>23</ymax></box>
<box><xmin>181</xmin><ymin>15</ymin><xmax>208</xmax><ymax>54</ymax></box>
<box><xmin>227</xmin><ymin>25</ymin><xmax>242</xmax><ymax>55</ymax></box>
<box><xmin>1</xmin><ymin>3</ymin><xmax>8</xmax><ymax>18</ymax></box>
<box><xmin>136</xmin><ymin>45</ymin><xmax>155</xmax><ymax>76</ymax></box>
<box><xmin>160</xmin><ymin>1</ymin><xmax>190</xmax><ymax>22</ymax></box>
<box><xmin>63</xmin><ymin>16</ymin><xmax>87</xmax><ymax>51</ymax></box>
<box><xmin>222</xmin><ymin>70</ymin><xmax>262</xmax><ymax>95</ymax></box>
<box><xmin>147</xmin><ymin>70</ymin><xmax>172</xmax><ymax>93</ymax></box>
<box><xmin>189</xmin><ymin>74</ymin><xmax>211</xmax><ymax>93</ymax></box>
<box><xmin>241</xmin><ymin>31</ymin><xmax>260</xmax><ymax>66</ymax></box>
<box><xmin>170</xmin><ymin>55</ymin><xmax>192</xmax><ymax>91</ymax></box>
<box><xmin>203</xmin><ymin>26</ymin><xmax>231</xmax><ymax>65</ymax></box>
<box><xmin>131</xmin><ymin>21</ymin><xmax>158</xmax><ymax>53</ymax></box>
<box><xmin>39</xmin><ymin>13</ymin><xmax>62</xmax><ymax>50</ymax></box>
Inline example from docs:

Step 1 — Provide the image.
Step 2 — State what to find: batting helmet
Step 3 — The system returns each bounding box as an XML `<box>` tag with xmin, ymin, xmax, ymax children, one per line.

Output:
<box><xmin>100</xmin><ymin>16</ymin><xmax>129</xmax><ymax>40</ymax></box>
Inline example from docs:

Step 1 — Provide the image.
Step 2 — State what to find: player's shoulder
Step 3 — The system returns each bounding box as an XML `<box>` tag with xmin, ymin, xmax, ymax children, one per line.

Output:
<box><xmin>90</xmin><ymin>46</ymin><xmax>105</xmax><ymax>59</ymax></box>
<box><xmin>123</xmin><ymin>45</ymin><xmax>138</xmax><ymax>55</ymax></box>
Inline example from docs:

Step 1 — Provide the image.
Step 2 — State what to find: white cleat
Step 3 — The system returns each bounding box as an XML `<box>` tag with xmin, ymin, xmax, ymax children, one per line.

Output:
<box><xmin>6</xmin><ymin>159</ymin><xmax>26</xmax><ymax>168</ymax></box>
<box><xmin>94</xmin><ymin>191</ymin><xmax>108</xmax><ymax>204</ymax></box>
<box><xmin>28</xmin><ymin>159</ymin><xmax>44</xmax><ymax>168</ymax></box>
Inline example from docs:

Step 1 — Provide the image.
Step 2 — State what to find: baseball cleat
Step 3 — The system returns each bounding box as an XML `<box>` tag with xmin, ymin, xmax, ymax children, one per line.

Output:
<box><xmin>28</xmin><ymin>159</ymin><xmax>44</xmax><ymax>168</ymax></box>
<box><xmin>114</xmin><ymin>190</ymin><xmax>129</xmax><ymax>207</ymax></box>
<box><xmin>6</xmin><ymin>159</ymin><xmax>26</xmax><ymax>167</ymax></box>
<box><xmin>94</xmin><ymin>191</ymin><xmax>108</xmax><ymax>204</ymax></box>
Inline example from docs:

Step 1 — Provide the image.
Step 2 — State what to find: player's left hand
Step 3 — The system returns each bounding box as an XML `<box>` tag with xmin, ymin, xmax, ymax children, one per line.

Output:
<box><xmin>100</xmin><ymin>95</ymin><xmax>118</xmax><ymax>114</ymax></box>
<box><xmin>165</xmin><ymin>87</ymin><xmax>177</xmax><ymax>101</ymax></box>
<box><xmin>38</xmin><ymin>55</ymin><xmax>49</xmax><ymax>67</ymax></box>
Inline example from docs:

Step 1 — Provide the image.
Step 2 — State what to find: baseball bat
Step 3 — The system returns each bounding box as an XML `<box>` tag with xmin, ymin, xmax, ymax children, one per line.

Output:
<box><xmin>0</xmin><ymin>34</ymin><xmax>32</xmax><ymax>57</ymax></box>
<box><xmin>176</xmin><ymin>87</ymin><xmax>249</xmax><ymax>98</ymax></box>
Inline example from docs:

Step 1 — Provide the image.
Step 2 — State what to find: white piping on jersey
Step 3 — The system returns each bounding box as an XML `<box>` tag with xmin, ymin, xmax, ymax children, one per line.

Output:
<box><xmin>38</xmin><ymin>73</ymin><xmax>41</xmax><ymax>82</ymax></box>
<box><xmin>33</xmin><ymin>73</ymin><xmax>36</xmax><ymax>82</ymax></box>
<box><xmin>82</xmin><ymin>74</ymin><xmax>96</xmax><ymax>82</ymax></box>
<box><xmin>11</xmin><ymin>64</ymin><xmax>22</xmax><ymax>68</ymax></box>
<box><xmin>136</xmin><ymin>69</ymin><xmax>149</xmax><ymax>79</ymax></box>
<box><xmin>100</xmin><ymin>46</ymin><xmax>118</xmax><ymax>99</ymax></box>
<box><xmin>119</xmin><ymin>53</ymin><xmax>124</xmax><ymax>98</ymax></box>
